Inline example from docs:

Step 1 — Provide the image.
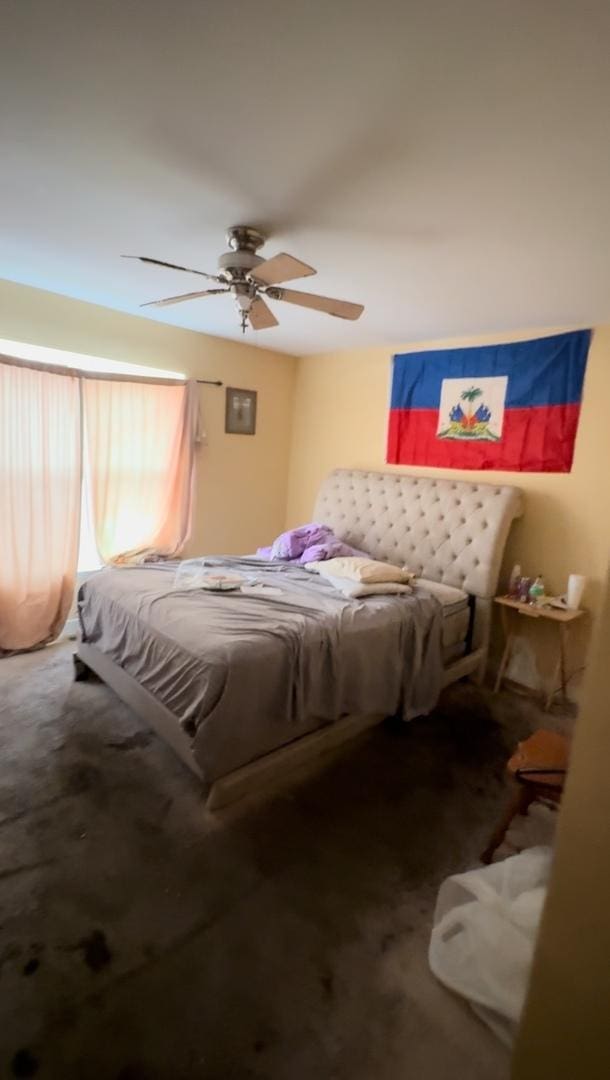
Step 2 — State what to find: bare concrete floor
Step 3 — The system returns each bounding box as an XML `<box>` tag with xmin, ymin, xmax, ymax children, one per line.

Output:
<box><xmin>0</xmin><ymin>642</ymin><xmax>554</xmax><ymax>1079</ymax></box>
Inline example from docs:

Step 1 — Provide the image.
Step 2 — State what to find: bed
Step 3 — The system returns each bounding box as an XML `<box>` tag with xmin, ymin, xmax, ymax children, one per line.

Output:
<box><xmin>76</xmin><ymin>468</ymin><xmax>523</xmax><ymax>808</ymax></box>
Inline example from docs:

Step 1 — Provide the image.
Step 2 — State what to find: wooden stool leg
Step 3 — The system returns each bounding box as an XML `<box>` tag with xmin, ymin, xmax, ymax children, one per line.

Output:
<box><xmin>481</xmin><ymin>782</ymin><xmax>535</xmax><ymax>864</ymax></box>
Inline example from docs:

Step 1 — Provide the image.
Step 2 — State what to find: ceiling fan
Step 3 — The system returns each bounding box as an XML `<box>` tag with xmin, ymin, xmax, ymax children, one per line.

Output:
<box><xmin>123</xmin><ymin>225</ymin><xmax>364</xmax><ymax>333</ymax></box>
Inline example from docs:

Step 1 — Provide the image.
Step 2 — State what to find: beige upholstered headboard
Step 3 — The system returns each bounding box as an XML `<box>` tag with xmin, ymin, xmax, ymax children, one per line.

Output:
<box><xmin>313</xmin><ymin>469</ymin><xmax>523</xmax><ymax>599</ymax></box>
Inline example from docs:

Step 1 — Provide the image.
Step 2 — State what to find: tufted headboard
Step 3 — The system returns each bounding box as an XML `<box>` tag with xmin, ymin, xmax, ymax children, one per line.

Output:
<box><xmin>313</xmin><ymin>469</ymin><xmax>523</xmax><ymax>599</ymax></box>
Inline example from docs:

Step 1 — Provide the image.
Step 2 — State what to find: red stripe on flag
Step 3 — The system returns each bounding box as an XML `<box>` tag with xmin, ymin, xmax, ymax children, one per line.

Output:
<box><xmin>386</xmin><ymin>404</ymin><xmax>581</xmax><ymax>472</ymax></box>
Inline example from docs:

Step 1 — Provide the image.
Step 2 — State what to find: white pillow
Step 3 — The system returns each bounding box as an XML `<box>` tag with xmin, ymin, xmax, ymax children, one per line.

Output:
<box><xmin>307</xmin><ymin>556</ymin><xmax>414</xmax><ymax>585</ymax></box>
<box><xmin>323</xmin><ymin>574</ymin><xmax>413</xmax><ymax>599</ymax></box>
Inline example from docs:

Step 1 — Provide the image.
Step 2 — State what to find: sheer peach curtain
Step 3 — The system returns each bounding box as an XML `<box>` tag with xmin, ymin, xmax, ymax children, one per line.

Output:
<box><xmin>82</xmin><ymin>377</ymin><xmax>199</xmax><ymax>564</ymax></box>
<box><xmin>0</xmin><ymin>357</ymin><xmax>82</xmax><ymax>653</ymax></box>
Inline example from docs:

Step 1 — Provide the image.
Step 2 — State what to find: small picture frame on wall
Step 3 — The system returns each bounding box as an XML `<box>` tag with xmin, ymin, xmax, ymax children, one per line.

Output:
<box><xmin>225</xmin><ymin>387</ymin><xmax>257</xmax><ymax>435</ymax></box>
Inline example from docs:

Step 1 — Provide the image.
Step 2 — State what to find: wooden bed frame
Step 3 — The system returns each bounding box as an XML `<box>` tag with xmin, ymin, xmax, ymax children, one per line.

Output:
<box><xmin>74</xmin><ymin>639</ymin><xmax>471</xmax><ymax>811</ymax></box>
<box><xmin>75</xmin><ymin>468</ymin><xmax>523</xmax><ymax>810</ymax></box>
<box><xmin>74</xmin><ymin>641</ymin><xmax>384</xmax><ymax>810</ymax></box>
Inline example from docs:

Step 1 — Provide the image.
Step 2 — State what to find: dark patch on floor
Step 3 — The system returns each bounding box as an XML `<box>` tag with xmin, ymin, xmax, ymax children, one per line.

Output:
<box><xmin>0</xmin><ymin>641</ymin><xmax>558</xmax><ymax>1079</ymax></box>
<box><xmin>11</xmin><ymin>1048</ymin><xmax>39</xmax><ymax>1077</ymax></box>
<box><xmin>75</xmin><ymin>930</ymin><xmax>113</xmax><ymax>973</ymax></box>
<box><xmin>0</xmin><ymin>859</ymin><xmax>55</xmax><ymax>884</ymax></box>
<box><xmin>62</xmin><ymin>761</ymin><xmax>103</xmax><ymax>796</ymax></box>
<box><xmin>114</xmin><ymin>1065</ymin><xmax>149</xmax><ymax>1080</ymax></box>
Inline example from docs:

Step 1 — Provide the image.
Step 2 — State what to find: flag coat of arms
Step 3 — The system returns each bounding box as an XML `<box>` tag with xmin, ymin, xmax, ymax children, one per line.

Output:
<box><xmin>387</xmin><ymin>330</ymin><xmax>591</xmax><ymax>472</ymax></box>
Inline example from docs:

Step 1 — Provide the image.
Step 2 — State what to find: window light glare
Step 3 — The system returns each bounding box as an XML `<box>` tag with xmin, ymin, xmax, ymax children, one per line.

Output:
<box><xmin>0</xmin><ymin>338</ymin><xmax>185</xmax><ymax>381</ymax></box>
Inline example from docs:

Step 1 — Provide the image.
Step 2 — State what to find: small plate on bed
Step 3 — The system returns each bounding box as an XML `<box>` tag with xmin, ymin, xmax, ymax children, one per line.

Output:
<box><xmin>199</xmin><ymin>573</ymin><xmax>244</xmax><ymax>592</ymax></box>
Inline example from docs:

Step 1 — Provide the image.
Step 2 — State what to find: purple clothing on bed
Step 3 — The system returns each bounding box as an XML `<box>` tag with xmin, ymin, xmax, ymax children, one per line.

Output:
<box><xmin>299</xmin><ymin>538</ymin><xmax>367</xmax><ymax>562</ymax></box>
<box><xmin>256</xmin><ymin>523</ymin><xmax>367</xmax><ymax>564</ymax></box>
<box><xmin>272</xmin><ymin>523</ymin><xmax>333</xmax><ymax>560</ymax></box>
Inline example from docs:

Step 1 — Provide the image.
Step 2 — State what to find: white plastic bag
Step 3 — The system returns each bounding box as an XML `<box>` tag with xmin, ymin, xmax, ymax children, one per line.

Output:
<box><xmin>174</xmin><ymin>559</ymin><xmax>245</xmax><ymax>591</ymax></box>
<box><xmin>428</xmin><ymin>846</ymin><xmax>552</xmax><ymax>1046</ymax></box>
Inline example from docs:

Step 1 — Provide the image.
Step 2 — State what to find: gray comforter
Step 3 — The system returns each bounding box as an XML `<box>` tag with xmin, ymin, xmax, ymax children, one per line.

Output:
<box><xmin>78</xmin><ymin>559</ymin><xmax>443</xmax><ymax>785</ymax></box>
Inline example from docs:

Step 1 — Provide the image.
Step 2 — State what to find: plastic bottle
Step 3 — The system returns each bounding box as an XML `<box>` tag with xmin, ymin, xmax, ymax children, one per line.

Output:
<box><xmin>518</xmin><ymin>576</ymin><xmax>532</xmax><ymax>603</ymax></box>
<box><xmin>528</xmin><ymin>575</ymin><xmax>545</xmax><ymax>604</ymax></box>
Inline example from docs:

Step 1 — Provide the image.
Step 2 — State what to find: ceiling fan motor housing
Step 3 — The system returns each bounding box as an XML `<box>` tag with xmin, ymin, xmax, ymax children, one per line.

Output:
<box><xmin>217</xmin><ymin>248</ymin><xmax>263</xmax><ymax>281</ymax></box>
<box><xmin>225</xmin><ymin>225</ymin><xmax>265</xmax><ymax>253</ymax></box>
<box><xmin>219</xmin><ymin>224</ymin><xmax>266</xmax><ymax>283</ymax></box>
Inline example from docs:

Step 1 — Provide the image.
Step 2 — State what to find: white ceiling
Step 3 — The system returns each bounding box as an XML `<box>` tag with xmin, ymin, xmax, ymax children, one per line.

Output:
<box><xmin>2</xmin><ymin>1</ymin><xmax>610</xmax><ymax>356</ymax></box>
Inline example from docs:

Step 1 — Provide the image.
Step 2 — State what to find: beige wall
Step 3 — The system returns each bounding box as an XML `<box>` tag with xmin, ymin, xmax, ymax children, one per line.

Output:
<box><xmin>512</xmin><ymin>566</ymin><xmax>610</xmax><ymax>1079</ymax></box>
<box><xmin>286</xmin><ymin>327</ymin><xmax>610</xmax><ymax>691</ymax></box>
<box><xmin>0</xmin><ymin>278</ymin><xmax>297</xmax><ymax>556</ymax></box>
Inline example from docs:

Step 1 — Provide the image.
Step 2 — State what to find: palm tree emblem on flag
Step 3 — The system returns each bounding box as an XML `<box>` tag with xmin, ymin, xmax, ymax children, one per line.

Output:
<box><xmin>438</xmin><ymin>385</ymin><xmax>499</xmax><ymax>441</ymax></box>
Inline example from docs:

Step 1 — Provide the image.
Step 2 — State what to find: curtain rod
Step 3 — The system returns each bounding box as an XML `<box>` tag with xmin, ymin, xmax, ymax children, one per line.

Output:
<box><xmin>0</xmin><ymin>353</ymin><xmax>224</xmax><ymax>387</ymax></box>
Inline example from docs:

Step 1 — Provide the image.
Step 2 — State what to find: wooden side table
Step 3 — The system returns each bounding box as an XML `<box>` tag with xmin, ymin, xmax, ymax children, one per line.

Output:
<box><xmin>493</xmin><ymin>596</ymin><xmax>585</xmax><ymax>710</ymax></box>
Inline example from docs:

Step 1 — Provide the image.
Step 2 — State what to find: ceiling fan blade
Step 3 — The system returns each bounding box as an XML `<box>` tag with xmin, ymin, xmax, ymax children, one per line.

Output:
<box><xmin>140</xmin><ymin>288</ymin><xmax>228</xmax><ymax>308</ymax></box>
<box><xmin>249</xmin><ymin>296</ymin><xmax>279</xmax><ymax>330</ymax></box>
<box><xmin>122</xmin><ymin>255</ymin><xmax>219</xmax><ymax>281</ymax></box>
<box><xmin>270</xmin><ymin>288</ymin><xmax>364</xmax><ymax>321</ymax></box>
<box><xmin>250</xmin><ymin>253</ymin><xmax>316</xmax><ymax>286</ymax></box>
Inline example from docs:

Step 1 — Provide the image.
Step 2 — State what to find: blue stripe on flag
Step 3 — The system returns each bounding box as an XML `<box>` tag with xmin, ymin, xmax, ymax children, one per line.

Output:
<box><xmin>390</xmin><ymin>330</ymin><xmax>591</xmax><ymax>410</ymax></box>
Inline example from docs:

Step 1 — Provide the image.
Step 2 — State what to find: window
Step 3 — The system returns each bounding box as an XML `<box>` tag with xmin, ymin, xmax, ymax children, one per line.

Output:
<box><xmin>0</xmin><ymin>338</ymin><xmax>185</xmax><ymax>571</ymax></box>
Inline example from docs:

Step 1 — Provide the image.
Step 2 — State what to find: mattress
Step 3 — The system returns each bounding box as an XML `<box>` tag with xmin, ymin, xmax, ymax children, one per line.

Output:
<box><xmin>78</xmin><ymin>560</ymin><xmax>444</xmax><ymax>786</ymax></box>
<box><xmin>416</xmin><ymin>579</ymin><xmax>470</xmax><ymax>665</ymax></box>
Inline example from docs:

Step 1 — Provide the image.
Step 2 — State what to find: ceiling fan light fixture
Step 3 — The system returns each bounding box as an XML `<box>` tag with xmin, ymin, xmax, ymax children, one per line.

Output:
<box><xmin>234</xmin><ymin>291</ymin><xmax>252</xmax><ymax>312</ymax></box>
<box><xmin>125</xmin><ymin>225</ymin><xmax>364</xmax><ymax>332</ymax></box>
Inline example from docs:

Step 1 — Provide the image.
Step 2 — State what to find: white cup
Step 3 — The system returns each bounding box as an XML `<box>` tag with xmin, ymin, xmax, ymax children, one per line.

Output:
<box><xmin>566</xmin><ymin>574</ymin><xmax>586</xmax><ymax>610</ymax></box>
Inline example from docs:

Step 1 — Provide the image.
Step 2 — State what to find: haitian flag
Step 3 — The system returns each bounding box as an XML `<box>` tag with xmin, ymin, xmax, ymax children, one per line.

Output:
<box><xmin>387</xmin><ymin>330</ymin><xmax>591</xmax><ymax>473</ymax></box>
